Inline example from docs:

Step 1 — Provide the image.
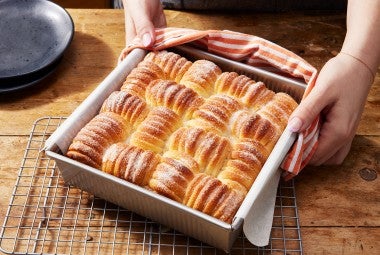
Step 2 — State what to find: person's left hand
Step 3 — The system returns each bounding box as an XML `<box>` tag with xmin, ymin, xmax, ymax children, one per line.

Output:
<box><xmin>288</xmin><ymin>53</ymin><xmax>373</xmax><ymax>165</ymax></box>
<box><xmin>119</xmin><ymin>0</ymin><xmax>166</xmax><ymax>62</ymax></box>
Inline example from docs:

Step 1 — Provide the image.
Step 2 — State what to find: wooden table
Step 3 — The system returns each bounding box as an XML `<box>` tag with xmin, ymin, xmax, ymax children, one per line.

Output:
<box><xmin>0</xmin><ymin>9</ymin><xmax>379</xmax><ymax>255</ymax></box>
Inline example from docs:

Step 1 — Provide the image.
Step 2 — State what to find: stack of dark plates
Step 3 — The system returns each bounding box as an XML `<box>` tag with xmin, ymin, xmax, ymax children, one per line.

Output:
<box><xmin>0</xmin><ymin>0</ymin><xmax>74</xmax><ymax>94</ymax></box>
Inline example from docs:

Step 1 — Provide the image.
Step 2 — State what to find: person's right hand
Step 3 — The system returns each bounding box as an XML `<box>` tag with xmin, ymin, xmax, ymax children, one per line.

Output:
<box><xmin>288</xmin><ymin>52</ymin><xmax>373</xmax><ymax>166</ymax></box>
<box><xmin>119</xmin><ymin>0</ymin><xmax>166</xmax><ymax>62</ymax></box>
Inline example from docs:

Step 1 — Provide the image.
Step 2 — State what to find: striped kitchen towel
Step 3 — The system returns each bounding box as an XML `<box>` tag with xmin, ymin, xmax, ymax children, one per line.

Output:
<box><xmin>121</xmin><ymin>27</ymin><xmax>320</xmax><ymax>180</ymax></box>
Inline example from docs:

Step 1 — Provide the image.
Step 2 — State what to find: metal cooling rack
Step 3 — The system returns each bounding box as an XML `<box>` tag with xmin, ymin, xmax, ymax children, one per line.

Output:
<box><xmin>0</xmin><ymin>117</ymin><xmax>303</xmax><ymax>255</ymax></box>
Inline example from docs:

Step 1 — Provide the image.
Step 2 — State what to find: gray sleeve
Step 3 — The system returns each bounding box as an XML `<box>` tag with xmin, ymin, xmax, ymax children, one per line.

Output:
<box><xmin>161</xmin><ymin>0</ymin><xmax>347</xmax><ymax>11</ymax></box>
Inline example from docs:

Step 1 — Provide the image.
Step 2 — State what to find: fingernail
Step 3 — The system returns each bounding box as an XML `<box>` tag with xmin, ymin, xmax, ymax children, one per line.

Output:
<box><xmin>288</xmin><ymin>117</ymin><xmax>303</xmax><ymax>132</ymax></box>
<box><xmin>142</xmin><ymin>33</ymin><xmax>152</xmax><ymax>47</ymax></box>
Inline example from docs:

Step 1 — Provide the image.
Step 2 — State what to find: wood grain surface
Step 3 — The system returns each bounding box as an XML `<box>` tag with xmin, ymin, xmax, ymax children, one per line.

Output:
<box><xmin>0</xmin><ymin>9</ymin><xmax>379</xmax><ymax>255</ymax></box>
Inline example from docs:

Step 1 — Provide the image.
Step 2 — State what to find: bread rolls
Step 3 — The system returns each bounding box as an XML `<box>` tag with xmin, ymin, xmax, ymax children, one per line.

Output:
<box><xmin>66</xmin><ymin>50</ymin><xmax>298</xmax><ymax>223</ymax></box>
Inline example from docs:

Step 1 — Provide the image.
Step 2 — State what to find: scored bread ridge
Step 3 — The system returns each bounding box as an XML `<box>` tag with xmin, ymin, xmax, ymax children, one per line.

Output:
<box><xmin>66</xmin><ymin>50</ymin><xmax>298</xmax><ymax>224</ymax></box>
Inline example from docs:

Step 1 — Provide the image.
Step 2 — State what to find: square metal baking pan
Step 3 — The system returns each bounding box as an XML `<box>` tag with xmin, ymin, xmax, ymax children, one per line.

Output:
<box><xmin>45</xmin><ymin>45</ymin><xmax>306</xmax><ymax>252</ymax></box>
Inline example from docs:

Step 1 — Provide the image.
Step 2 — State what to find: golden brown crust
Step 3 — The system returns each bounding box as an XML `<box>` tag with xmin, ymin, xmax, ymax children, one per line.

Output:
<box><xmin>130</xmin><ymin>106</ymin><xmax>181</xmax><ymax>154</ymax></box>
<box><xmin>100</xmin><ymin>91</ymin><xmax>149</xmax><ymax>128</ymax></box>
<box><xmin>183</xmin><ymin>173</ymin><xmax>244</xmax><ymax>223</ymax></box>
<box><xmin>102</xmin><ymin>143</ymin><xmax>160</xmax><ymax>186</ymax></box>
<box><xmin>120</xmin><ymin>60</ymin><xmax>165</xmax><ymax>98</ymax></box>
<box><xmin>180</xmin><ymin>60</ymin><xmax>222</xmax><ymax>97</ymax></box>
<box><xmin>242</xmin><ymin>81</ymin><xmax>275</xmax><ymax>110</ymax></box>
<box><xmin>230</xmin><ymin>110</ymin><xmax>280</xmax><ymax>150</ymax></box>
<box><xmin>167</xmin><ymin>127</ymin><xmax>232</xmax><ymax>177</ymax></box>
<box><xmin>187</xmin><ymin>94</ymin><xmax>242</xmax><ymax>135</ymax></box>
<box><xmin>258</xmin><ymin>92</ymin><xmax>298</xmax><ymax>130</ymax></box>
<box><xmin>145</xmin><ymin>79</ymin><xmax>204</xmax><ymax>119</ymax></box>
<box><xmin>144</xmin><ymin>51</ymin><xmax>192</xmax><ymax>83</ymax></box>
<box><xmin>215</xmin><ymin>72</ymin><xmax>275</xmax><ymax>111</ymax></box>
<box><xmin>218</xmin><ymin>139</ymin><xmax>270</xmax><ymax>195</ymax></box>
<box><xmin>215</xmin><ymin>72</ymin><xmax>254</xmax><ymax>99</ymax></box>
<box><xmin>149</xmin><ymin>152</ymin><xmax>197</xmax><ymax>203</ymax></box>
<box><xmin>66</xmin><ymin>50</ymin><xmax>298</xmax><ymax>223</ymax></box>
<box><xmin>67</xmin><ymin>112</ymin><xmax>128</xmax><ymax>168</ymax></box>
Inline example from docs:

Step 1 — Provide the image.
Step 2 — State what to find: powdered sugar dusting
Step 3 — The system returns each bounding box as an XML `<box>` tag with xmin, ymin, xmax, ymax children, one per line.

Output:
<box><xmin>66</xmin><ymin>50</ymin><xmax>297</xmax><ymax>223</ymax></box>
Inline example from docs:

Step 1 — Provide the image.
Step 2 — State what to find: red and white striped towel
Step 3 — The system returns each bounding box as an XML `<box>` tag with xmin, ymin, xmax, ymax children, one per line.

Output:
<box><xmin>122</xmin><ymin>27</ymin><xmax>320</xmax><ymax>180</ymax></box>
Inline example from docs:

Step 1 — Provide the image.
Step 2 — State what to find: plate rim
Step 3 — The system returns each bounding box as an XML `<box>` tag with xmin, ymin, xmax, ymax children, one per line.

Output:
<box><xmin>0</xmin><ymin>0</ymin><xmax>74</xmax><ymax>80</ymax></box>
<box><xmin>0</xmin><ymin>57</ymin><xmax>63</xmax><ymax>94</ymax></box>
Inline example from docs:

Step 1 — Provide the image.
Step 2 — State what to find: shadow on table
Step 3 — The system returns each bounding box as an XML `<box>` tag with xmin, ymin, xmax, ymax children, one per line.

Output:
<box><xmin>0</xmin><ymin>31</ymin><xmax>118</xmax><ymax>107</ymax></box>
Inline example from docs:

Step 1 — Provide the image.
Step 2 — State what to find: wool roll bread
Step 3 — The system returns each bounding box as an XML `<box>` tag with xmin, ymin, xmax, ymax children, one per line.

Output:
<box><xmin>66</xmin><ymin>50</ymin><xmax>298</xmax><ymax>223</ymax></box>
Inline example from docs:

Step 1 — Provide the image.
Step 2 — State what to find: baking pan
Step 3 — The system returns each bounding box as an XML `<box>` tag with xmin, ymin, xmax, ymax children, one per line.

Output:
<box><xmin>0</xmin><ymin>0</ymin><xmax>74</xmax><ymax>90</ymax></box>
<box><xmin>45</xmin><ymin>45</ymin><xmax>306</xmax><ymax>252</ymax></box>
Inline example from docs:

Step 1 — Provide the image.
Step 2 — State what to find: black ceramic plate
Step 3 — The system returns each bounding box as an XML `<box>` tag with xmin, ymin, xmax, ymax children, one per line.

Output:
<box><xmin>0</xmin><ymin>57</ymin><xmax>62</xmax><ymax>94</ymax></box>
<box><xmin>0</xmin><ymin>0</ymin><xmax>74</xmax><ymax>82</ymax></box>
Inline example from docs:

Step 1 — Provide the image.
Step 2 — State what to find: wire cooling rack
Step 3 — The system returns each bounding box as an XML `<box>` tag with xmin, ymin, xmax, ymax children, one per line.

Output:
<box><xmin>0</xmin><ymin>117</ymin><xmax>303</xmax><ymax>255</ymax></box>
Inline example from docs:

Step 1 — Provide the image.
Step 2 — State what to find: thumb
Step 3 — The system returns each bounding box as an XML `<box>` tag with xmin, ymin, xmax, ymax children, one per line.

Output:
<box><xmin>287</xmin><ymin>88</ymin><xmax>326</xmax><ymax>133</ymax></box>
<box><xmin>136</xmin><ymin>21</ymin><xmax>155</xmax><ymax>47</ymax></box>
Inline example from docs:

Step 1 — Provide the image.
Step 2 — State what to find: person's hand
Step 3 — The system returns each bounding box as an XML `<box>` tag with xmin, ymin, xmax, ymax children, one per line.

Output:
<box><xmin>288</xmin><ymin>53</ymin><xmax>373</xmax><ymax>165</ymax></box>
<box><xmin>119</xmin><ymin>0</ymin><xmax>166</xmax><ymax>62</ymax></box>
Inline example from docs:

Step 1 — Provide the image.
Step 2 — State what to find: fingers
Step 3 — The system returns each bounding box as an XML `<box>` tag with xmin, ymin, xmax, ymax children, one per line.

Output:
<box><xmin>154</xmin><ymin>7</ymin><xmax>167</xmax><ymax>28</ymax></box>
<box><xmin>126</xmin><ymin>2</ymin><xmax>160</xmax><ymax>47</ymax></box>
<box><xmin>119</xmin><ymin>9</ymin><xmax>137</xmax><ymax>64</ymax></box>
<box><xmin>118</xmin><ymin>48</ymin><xmax>128</xmax><ymax>64</ymax></box>
<box><xmin>287</xmin><ymin>83</ymin><xmax>329</xmax><ymax>133</ymax></box>
<box><xmin>120</xmin><ymin>0</ymin><xmax>166</xmax><ymax>63</ymax></box>
<box><xmin>287</xmin><ymin>56</ymin><xmax>363</xmax><ymax>166</ymax></box>
<box><xmin>125</xmin><ymin>10</ymin><xmax>137</xmax><ymax>46</ymax></box>
<box><xmin>308</xmin><ymin>118</ymin><xmax>354</xmax><ymax>165</ymax></box>
<box><xmin>309</xmin><ymin>138</ymin><xmax>353</xmax><ymax>166</ymax></box>
<box><xmin>290</xmin><ymin>80</ymin><xmax>354</xmax><ymax>166</ymax></box>
<box><xmin>324</xmin><ymin>141</ymin><xmax>352</xmax><ymax>165</ymax></box>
